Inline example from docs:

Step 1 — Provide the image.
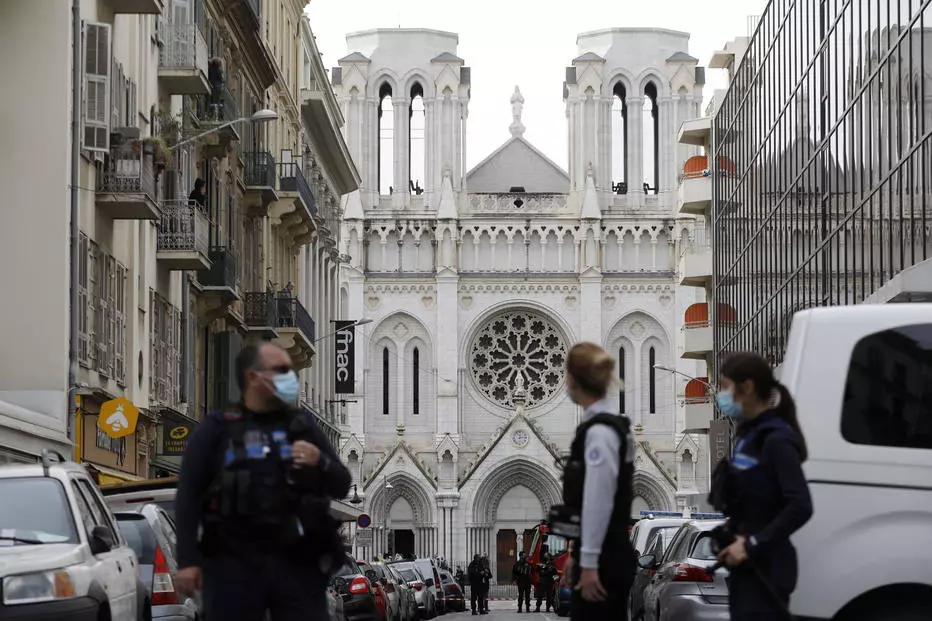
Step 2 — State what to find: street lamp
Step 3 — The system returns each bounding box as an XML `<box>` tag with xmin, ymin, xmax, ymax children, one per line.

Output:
<box><xmin>169</xmin><ymin>108</ymin><xmax>279</xmax><ymax>151</ymax></box>
<box><xmin>652</xmin><ymin>364</ymin><xmax>714</xmax><ymax>393</ymax></box>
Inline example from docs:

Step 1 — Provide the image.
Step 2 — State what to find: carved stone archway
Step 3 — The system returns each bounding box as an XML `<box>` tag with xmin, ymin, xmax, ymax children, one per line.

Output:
<box><xmin>471</xmin><ymin>457</ymin><xmax>561</xmax><ymax>524</ymax></box>
<box><xmin>632</xmin><ymin>472</ymin><xmax>674</xmax><ymax>512</ymax></box>
<box><xmin>368</xmin><ymin>471</ymin><xmax>434</xmax><ymax>525</ymax></box>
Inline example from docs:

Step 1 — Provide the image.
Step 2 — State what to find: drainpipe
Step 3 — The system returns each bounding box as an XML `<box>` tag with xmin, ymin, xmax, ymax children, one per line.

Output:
<box><xmin>67</xmin><ymin>0</ymin><xmax>81</xmax><ymax>454</ymax></box>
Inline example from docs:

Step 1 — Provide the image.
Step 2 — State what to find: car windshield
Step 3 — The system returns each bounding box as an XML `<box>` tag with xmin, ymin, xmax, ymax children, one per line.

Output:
<box><xmin>115</xmin><ymin>514</ymin><xmax>157</xmax><ymax>564</ymax></box>
<box><xmin>544</xmin><ymin>533</ymin><xmax>568</xmax><ymax>557</ymax></box>
<box><xmin>398</xmin><ymin>568</ymin><xmax>418</xmax><ymax>582</ymax></box>
<box><xmin>690</xmin><ymin>535</ymin><xmax>718</xmax><ymax>561</ymax></box>
<box><xmin>0</xmin><ymin>478</ymin><xmax>78</xmax><ymax>544</ymax></box>
<box><xmin>336</xmin><ymin>563</ymin><xmax>360</xmax><ymax>577</ymax></box>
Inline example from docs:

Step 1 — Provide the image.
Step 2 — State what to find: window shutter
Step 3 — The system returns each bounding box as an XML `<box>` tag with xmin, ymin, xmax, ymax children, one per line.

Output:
<box><xmin>83</xmin><ymin>22</ymin><xmax>111</xmax><ymax>152</ymax></box>
<box><xmin>78</xmin><ymin>234</ymin><xmax>90</xmax><ymax>365</ymax></box>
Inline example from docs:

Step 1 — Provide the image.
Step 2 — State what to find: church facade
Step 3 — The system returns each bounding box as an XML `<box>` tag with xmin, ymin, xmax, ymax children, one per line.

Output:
<box><xmin>332</xmin><ymin>27</ymin><xmax>711</xmax><ymax>578</ymax></box>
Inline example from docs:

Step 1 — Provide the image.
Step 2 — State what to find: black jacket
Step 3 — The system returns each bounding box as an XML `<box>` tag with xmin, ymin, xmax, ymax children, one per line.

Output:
<box><xmin>512</xmin><ymin>559</ymin><xmax>532</xmax><ymax>584</ymax></box>
<box><xmin>727</xmin><ymin>411</ymin><xmax>813</xmax><ymax>591</ymax></box>
<box><xmin>175</xmin><ymin>405</ymin><xmax>351</xmax><ymax>568</ymax></box>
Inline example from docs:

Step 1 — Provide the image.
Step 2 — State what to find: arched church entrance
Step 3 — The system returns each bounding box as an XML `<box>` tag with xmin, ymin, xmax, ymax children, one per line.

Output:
<box><xmin>470</xmin><ymin>458</ymin><xmax>561</xmax><ymax>584</ymax></box>
<box><xmin>388</xmin><ymin>497</ymin><xmax>416</xmax><ymax>558</ymax></box>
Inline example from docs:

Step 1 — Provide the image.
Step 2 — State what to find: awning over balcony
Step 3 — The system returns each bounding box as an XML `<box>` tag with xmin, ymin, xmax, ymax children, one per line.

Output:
<box><xmin>684</xmin><ymin>302</ymin><xmax>738</xmax><ymax>328</ymax></box>
<box><xmin>684</xmin><ymin>378</ymin><xmax>710</xmax><ymax>403</ymax></box>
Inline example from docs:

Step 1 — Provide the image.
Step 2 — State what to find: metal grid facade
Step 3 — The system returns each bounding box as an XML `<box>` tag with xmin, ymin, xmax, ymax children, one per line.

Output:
<box><xmin>713</xmin><ymin>0</ymin><xmax>932</xmax><ymax>366</ymax></box>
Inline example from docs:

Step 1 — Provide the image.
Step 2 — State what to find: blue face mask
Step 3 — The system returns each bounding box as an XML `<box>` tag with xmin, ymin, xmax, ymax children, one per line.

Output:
<box><xmin>271</xmin><ymin>370</ymin><xmax>300</xmax><ymax>406</ymax></box>
<box><xmin>716</xmin><ymin>389</ymin><xmax>743</xmax><ymax>419</ymax></box>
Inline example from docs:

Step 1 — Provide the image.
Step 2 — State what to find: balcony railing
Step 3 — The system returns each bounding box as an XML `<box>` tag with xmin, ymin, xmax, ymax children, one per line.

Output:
<box><xmin>158</xmin><ymin>22</ymin><xmax>208</xmax><ymax>76</ymax></box>
<box><xmin>245</xmin><ymin>151</ymin><xmax>276</xmax><ymax>187</ymax></box>
<box><xmin>244</xmin><ymin>292</ymin><xmax>316</xmax><ymax>341</ymax></box>
<box><xmin>197</xmin><ymin>246</ymin><xmax>238</xmax><ymax>289</ymax></box>
<box><xmin>157</xmin><ymin>200</ymin><xmax>209</xmax><ymax>255</ymax></box>
<box><xmin>98</xmin><ymin>144</ymin><xmax>156</xmax><ymax>198</ymax></box>
<box><xmin>197</xmin><ymin>81</ymin><xmax>238</xmax><ymax>126</ymax></box>
<box><xmin>278</xmin><ymin>162</ymin><xmax>317</xmax><ymax>217</ymax></box>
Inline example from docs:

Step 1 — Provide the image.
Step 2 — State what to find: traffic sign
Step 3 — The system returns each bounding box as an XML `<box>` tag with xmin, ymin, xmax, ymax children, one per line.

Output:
<box><xmin>357</xmin><ymin>513</ymin><xmax>371</xmax><ymax>528</ymax></box>
<box><xmin>356</xmin><ymin>530</ymin><xmax>373</xmax><ymax>547</ymax></box>
<box><xmin>98</xmin><ymin>398</ymin><xmax>139</xmax><ymax>439</ymax></box>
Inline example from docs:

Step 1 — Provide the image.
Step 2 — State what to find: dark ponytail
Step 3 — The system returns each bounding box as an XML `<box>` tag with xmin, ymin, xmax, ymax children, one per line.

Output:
<box><xmin>720</xmin><ymin>352</ymin><xmax>808</xmax><ymax>461</ymax></box>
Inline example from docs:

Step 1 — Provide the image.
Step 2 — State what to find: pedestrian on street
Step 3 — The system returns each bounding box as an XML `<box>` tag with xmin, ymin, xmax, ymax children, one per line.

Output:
<box><xmin>534</xmin><ymin>553</ymin><xmax>558</xmax><ymax>612</ymax></box>
<box><xmin>174</xmin><ymin>342</ymin><xmax>352</xmax><ymax>621</ymax></box>
<box><xmin>468</xmin><ymin>554</ymin><xmax>485</xmax><ymax>615</ymax></box>
<box><xmin>709</xmin><ymin>352</ymin><xmax>813</xmax><ymax>621</ymax></box>
<box><xmin>560</xmin><ymin>343</ymin><xmax>636</xmax><ymax>621</ymax></box>
<box><xmin>479</xmin><ymin>555</ymin><xmax>492</xmax><ymax>613</ymax></box>
<box><xmin>512</xmin><ymin>551</ymin><xmax>533</xmax><ymax>612</ymax></box>
<box><xmin>455</xmin><ymin>566</ymin><xmax>467</xmax><ymax>591</ymax></box>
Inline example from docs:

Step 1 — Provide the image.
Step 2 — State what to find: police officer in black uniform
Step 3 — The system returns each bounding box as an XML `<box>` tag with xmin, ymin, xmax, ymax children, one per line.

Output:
<box><xmin>511</xmin><ymin>551</ymin><xmax>532</xmax><ymax>612</ymax></box>
<box><xmin>174</xmin><ymin>341</ymin><xmax>352</xmax><ymax>621</ymax></box>
<box><xmin>710</xmin><ymin>352</ymin><xmax>812</xmax><ymax>620</ymax></box>
<box><xmin>558</xmin><ymin>343</ymin><xmax>635</xmax><ymax>621</ymax></box>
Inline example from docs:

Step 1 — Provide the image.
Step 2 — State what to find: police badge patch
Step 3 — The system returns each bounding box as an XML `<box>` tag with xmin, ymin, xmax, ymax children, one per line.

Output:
<box><xmin>585</xmin><ymin>446</ymin><xmax>603</xmax><ymax>466</ymax></box>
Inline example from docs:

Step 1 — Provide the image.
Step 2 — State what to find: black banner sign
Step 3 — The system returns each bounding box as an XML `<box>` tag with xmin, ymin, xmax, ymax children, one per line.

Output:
<box><xmin>709</xmin><ymin>418</ymin><xmax>733</xmax><ymax>464</ymax></box>
<box><xmin>334</xmin><ymin>320</ymin><xmax>356</xmax><ymax>394</ymax></box>
<box><xmin>161</xmin><ymin>419</ymin><xmax>195</xmax><ymax>457</ymax></box>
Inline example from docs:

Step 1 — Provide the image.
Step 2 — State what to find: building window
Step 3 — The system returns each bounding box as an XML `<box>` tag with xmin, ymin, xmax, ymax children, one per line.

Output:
<box><xmin>382</xmin><ymin>347</ymin><xmax>390</xmax><ymax>415</ymax></box>
<box><xmin>648</xmin><ymin>346</ymin><xmax>656</xmax><ymax>414</ymax></box>
<box><xmin>85</xmin><ymin>242</ymin><xmax>127</xmax><ymax>383</ymax></box>
<box><xmin>77</xmin><ymin>234</ymin><xmax>90</xmax><ymax>366</ymax></box>
<box><xmin>642</xmin><ymin>82</ymin><xmax>659</xmax><ymax>194</ymax></box>
<box><xmin>378</xmin><ymin>83</ymin><xmax>394</xmax><ymax>196</ymax></box>
<box><xmin>618</xmin><ymin>346</ymin><xmax>626</xmax><ymax>414</ymax></box>
<box><xmin>412</xmin><ymin>347</ymin><xmax>420</xmax><ymax>415</ymax></box>
<box><xmin>611</xmin><ymin>83</ymin><xmax>628</xmax><ymax>194</ymax></box>
<box><xmin>409</xmin><ymin>83</ymin><xmax>426</xmax><ymax>195</ymax></box>
<box><xmin>150</xmin><ymin>290</ymin><xmax>181</xmax><ymax>408</ymax></box>
<box><xmin>95</xmin><ymin>427</ymin><xmax>126</xmax><ymax>465</ymax></box>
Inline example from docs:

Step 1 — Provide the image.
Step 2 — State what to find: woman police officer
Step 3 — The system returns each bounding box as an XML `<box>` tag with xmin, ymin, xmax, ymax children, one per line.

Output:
<box><xmin>559</xmin><ymin>343</ymin><xmax>636</xmax><ymax>621</ymax></box>
<box><xmin>711</xmin><ymin>352</ymin><xmax>813</xmax><ymax>620</ymax></box>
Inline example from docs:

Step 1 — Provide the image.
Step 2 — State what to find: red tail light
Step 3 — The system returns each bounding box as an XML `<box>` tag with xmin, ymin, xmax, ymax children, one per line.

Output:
<box><xmin>151</xmin><ymin>547</ymin><xmax>179</xmax><ymax>605</ymax></box>
<box><xmin>412</xmin><ymin>581</ymin><xmax>424</xmax><ymax>591</ymax></box>
<box><xmin>672</xmin><ymin>564</ymin><xmax>713</xmax><ymax>583</ymax></box>
<box><xmin>350</xmin><ymin>576</ymin><xmax>371</xmax><ymax>594</ymax></box>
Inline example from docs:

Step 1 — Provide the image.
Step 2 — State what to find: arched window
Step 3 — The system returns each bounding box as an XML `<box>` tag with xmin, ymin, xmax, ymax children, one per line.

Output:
<box><xmin>648</xmin><ymin>346</ymin><xmax>657</xmax><ymax>413</ymax></box>
<box><xmin>412</xmin><ymin>347</ymin><xmax>420</xmax><ymax>415</ymax></box>
<box><xmin>643</xmin><ymin>82</ymin><xmax>659</xmax><ymax>194</ymax></box>
<box><xmin>382</xmin><ymin>347</ymin><xmax>390</xmax><ymax>415</ymax></box>
<box><xmin>611</xmin><ymin>83</ymin><xmax>628</xmax><ymax>195</ymax></box>
<box><xmin>378</xmin><ymin>83</ymin><xmax>394</xmax><ymax>196</ymax></box>
<box><xmin>409</xmin><ymin>83</ymin><xmax>426</xmax><ymax>195</ymax></box>
<box><xmin>618</xmin><ymin>346</ymin><xmax>626</xmax><ymax>414</ymax></box>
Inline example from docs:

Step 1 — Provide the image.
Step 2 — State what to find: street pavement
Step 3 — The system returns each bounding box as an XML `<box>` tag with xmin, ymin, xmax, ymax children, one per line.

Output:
<box><xmin>447</xmin><ymin>599</ymin><xmax>565</xmax><ymax>621</ymax></box>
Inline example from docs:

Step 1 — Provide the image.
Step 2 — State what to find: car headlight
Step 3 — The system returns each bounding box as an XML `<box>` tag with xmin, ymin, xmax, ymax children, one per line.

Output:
<box><xmin>2</xmin><ymin>569</ymin><xmax>79</xmax><ymax>605</ymax></box>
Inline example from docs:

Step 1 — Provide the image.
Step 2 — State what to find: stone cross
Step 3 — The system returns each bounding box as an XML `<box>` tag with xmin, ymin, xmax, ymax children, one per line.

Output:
<box><xmin>510</xmin><ymin>86</ymin><xmax>526</xmax><ymax>138</ymax></box>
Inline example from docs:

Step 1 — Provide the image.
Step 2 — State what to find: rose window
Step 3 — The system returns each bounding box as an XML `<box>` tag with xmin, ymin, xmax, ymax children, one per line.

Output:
<box><xmin>469</xmin><ymin>310</ymin><xmax>567</xmax><ymax>409</ymax></box>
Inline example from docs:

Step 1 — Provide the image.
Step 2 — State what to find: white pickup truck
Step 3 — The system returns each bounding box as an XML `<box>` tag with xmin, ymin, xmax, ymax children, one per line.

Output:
<box><xmin>781</xmin><ymin>304</ymin><xmax>932</xmax><ymax>620</ymax></box>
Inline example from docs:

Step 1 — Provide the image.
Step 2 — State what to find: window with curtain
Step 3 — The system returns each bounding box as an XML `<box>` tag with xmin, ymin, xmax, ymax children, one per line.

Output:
<box><xmin>382</xmin><ymin>347</ymin><xmax>390</xmax><ymax>415</ymax></box>
<box><xmin>619</xmin><ymin>346</ymin><xmax>626</xmax><ymax>414</ymax></box>
<box><xmin>412</xmin><ymin>347</ymin><xmax>420</xmax><ymax>415</ymax></box>
<box><xmin>649</xmin><ymin>346</ymin><xmax>656</xmax><ymax>413</ymax></box>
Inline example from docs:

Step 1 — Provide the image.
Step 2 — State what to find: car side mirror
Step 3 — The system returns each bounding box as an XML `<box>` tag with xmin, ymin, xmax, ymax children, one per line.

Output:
<box><xmin>637</xmin><ymin>554</ymin><xmax>657</xmax><ymax>570</ymax></box>
<box><xmin>89</xmin><ymin>525</ymin><xmax>114</xmax><ymax>555</ymax></box>
<box><xmin>365</xmin><ymin>570</ymin><xmax>378</xmax><ymax>582</ymax></box>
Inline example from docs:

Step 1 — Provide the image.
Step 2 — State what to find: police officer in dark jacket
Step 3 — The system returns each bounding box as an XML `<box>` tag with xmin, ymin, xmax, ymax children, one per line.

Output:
<box><xmin>711</xmin><ymin>352</ymin><xmax>813</xmax><ymax>621</ymax></box>
<box><xmin>468</xmin><ymin>554</ymin><xmax>489</xmax><ymax>615</ymax></box>
<box><xmin>559</xmin><ymin>343</ymin><xmax>635</xmax><ymax>621</ymax></box>
<box><xmin>512</xmin><ymin>551</ymin><xmax>532</xmax><ymax>612</ymax></box>
<box><xmin>174</xmin><ymin>341</ymin><xmax>352</xmax><ymax>621</ymax></box>
<box><xmin>534</xmin><ymin>553</ymin><xmax>558</xmax><ymax>612</ymax></box>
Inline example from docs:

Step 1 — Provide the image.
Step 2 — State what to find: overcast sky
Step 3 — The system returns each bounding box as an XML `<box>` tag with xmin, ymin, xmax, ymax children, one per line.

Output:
<box><xmin>306</xmin><ymin>0</ymin><xmax>769</xmax><ymax>171</ymax></box>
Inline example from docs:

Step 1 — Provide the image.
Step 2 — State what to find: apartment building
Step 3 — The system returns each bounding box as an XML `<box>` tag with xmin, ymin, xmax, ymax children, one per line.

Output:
<box><xmin>0</xmin><ymin>0</ymin><xmax>358</xmax><ymax>478</ymax></box>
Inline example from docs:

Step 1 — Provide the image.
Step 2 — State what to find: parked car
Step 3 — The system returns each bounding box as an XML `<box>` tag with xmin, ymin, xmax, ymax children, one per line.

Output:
<box><xmin>385</xmin><ymin>564</ymin><xmax>419</xmax><ymax>621</ymax></box>
<box><xmin>629</xmin><ymin>517</ymin><xmax>688</xmax><ymax>558</ymax></box>
<box><xmin>332</xmin><ymin>558</ymin><xmax>381</xmax><ymax>621</ymax></box>
<box><xmin>639</xmin><ymin>520</ymin><xmax>728</xmax><ymax>621</ymax></box>
<box><xmin>438</xmin><ymin>569</ymin><xmax>466</xmax><ymax>612</ymax></box>
<box><xmin>102</xmin><ymin>476</ymin><xmax>179</xmax><ymax>517</ymax></box>
<box><xmin>113</xmin><ymin>504</ymin><xmax>199</xmax><ymax>620</ymax></box>
<box><xmin>370</xmin><ymin>561</ymin><xmax>407</xmax><ymax>621</ymax></box>
<box><xmin>409</xmin><ymin>558</ymin><xmax>445</xmax><ymax>615</ymax></box>
<box><xmin>389</xmin><ymin>562</ymin><xmax>437</xmax><ymax>619</ymax></box>
<box><xmin>628</xmin><ymin>522</ymin><xmax>684</xmax><ymax>621</ymax></box>
<box><xmin>0</xmin><ymin>455</ymin><xmax>142</xmax><ymax>619</ymax></box>
<box><xmin>782</xmin><ymin>305</ymin><xmax>932</xmax><ymax>620</ymax></box>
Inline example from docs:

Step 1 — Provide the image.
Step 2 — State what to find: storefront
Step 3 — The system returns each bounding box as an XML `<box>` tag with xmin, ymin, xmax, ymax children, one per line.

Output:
<box><xmin>151</xmin><ymin>412</ymin><xmax>197</xmax><ymax>476</ymax></box>
<box><xmin>77</xmin><ymin>395</ymin><xmax>154</xmax><ymax>483</ymax></box>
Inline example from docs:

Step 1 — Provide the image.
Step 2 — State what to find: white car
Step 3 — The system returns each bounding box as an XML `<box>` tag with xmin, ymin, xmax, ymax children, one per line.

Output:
<box><xmin>783</xmin><ymin>304</ymin><xmax>932</xmax><ymax>620</ymax></box>
<box><xmin>0</xmin><ymin>454</ymin><xmax>141</xmax><ymax>620</ymax></box>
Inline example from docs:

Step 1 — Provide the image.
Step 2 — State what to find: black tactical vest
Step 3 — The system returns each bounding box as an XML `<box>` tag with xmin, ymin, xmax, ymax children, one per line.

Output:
<box><xmin>203</xmin><ymin>408</ymin><xmax>300</xmax><ymax>538</ymax></box>
<box><xmin>564</xmin><ymin>413</ymin><xmax>636</xmax><ymax>569</ymax></box>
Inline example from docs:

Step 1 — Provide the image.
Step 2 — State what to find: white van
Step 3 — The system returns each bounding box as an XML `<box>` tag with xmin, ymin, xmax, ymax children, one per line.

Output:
<box><xmin>781</xmin><ymin>304</ymin><xmax>932</xmax><ymax>620</ymax></box>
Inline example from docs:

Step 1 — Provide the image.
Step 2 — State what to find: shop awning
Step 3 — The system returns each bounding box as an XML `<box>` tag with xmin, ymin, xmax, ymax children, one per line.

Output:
<box><xmin>331</xmin><ymin>498</ymin><xmax>362</xmax><ymax>523</ymax></box>
<box><xmin>84</xmin><ymin>463</ymin><xmax>141</xmax><ymax>486</ymax></box>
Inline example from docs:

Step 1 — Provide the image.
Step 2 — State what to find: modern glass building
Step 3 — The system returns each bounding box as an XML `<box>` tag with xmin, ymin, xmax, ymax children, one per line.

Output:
<box><xmin>713</xmin><ymin>0</ymin><xmax>932</xmax><ymax>365</ymax></box>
